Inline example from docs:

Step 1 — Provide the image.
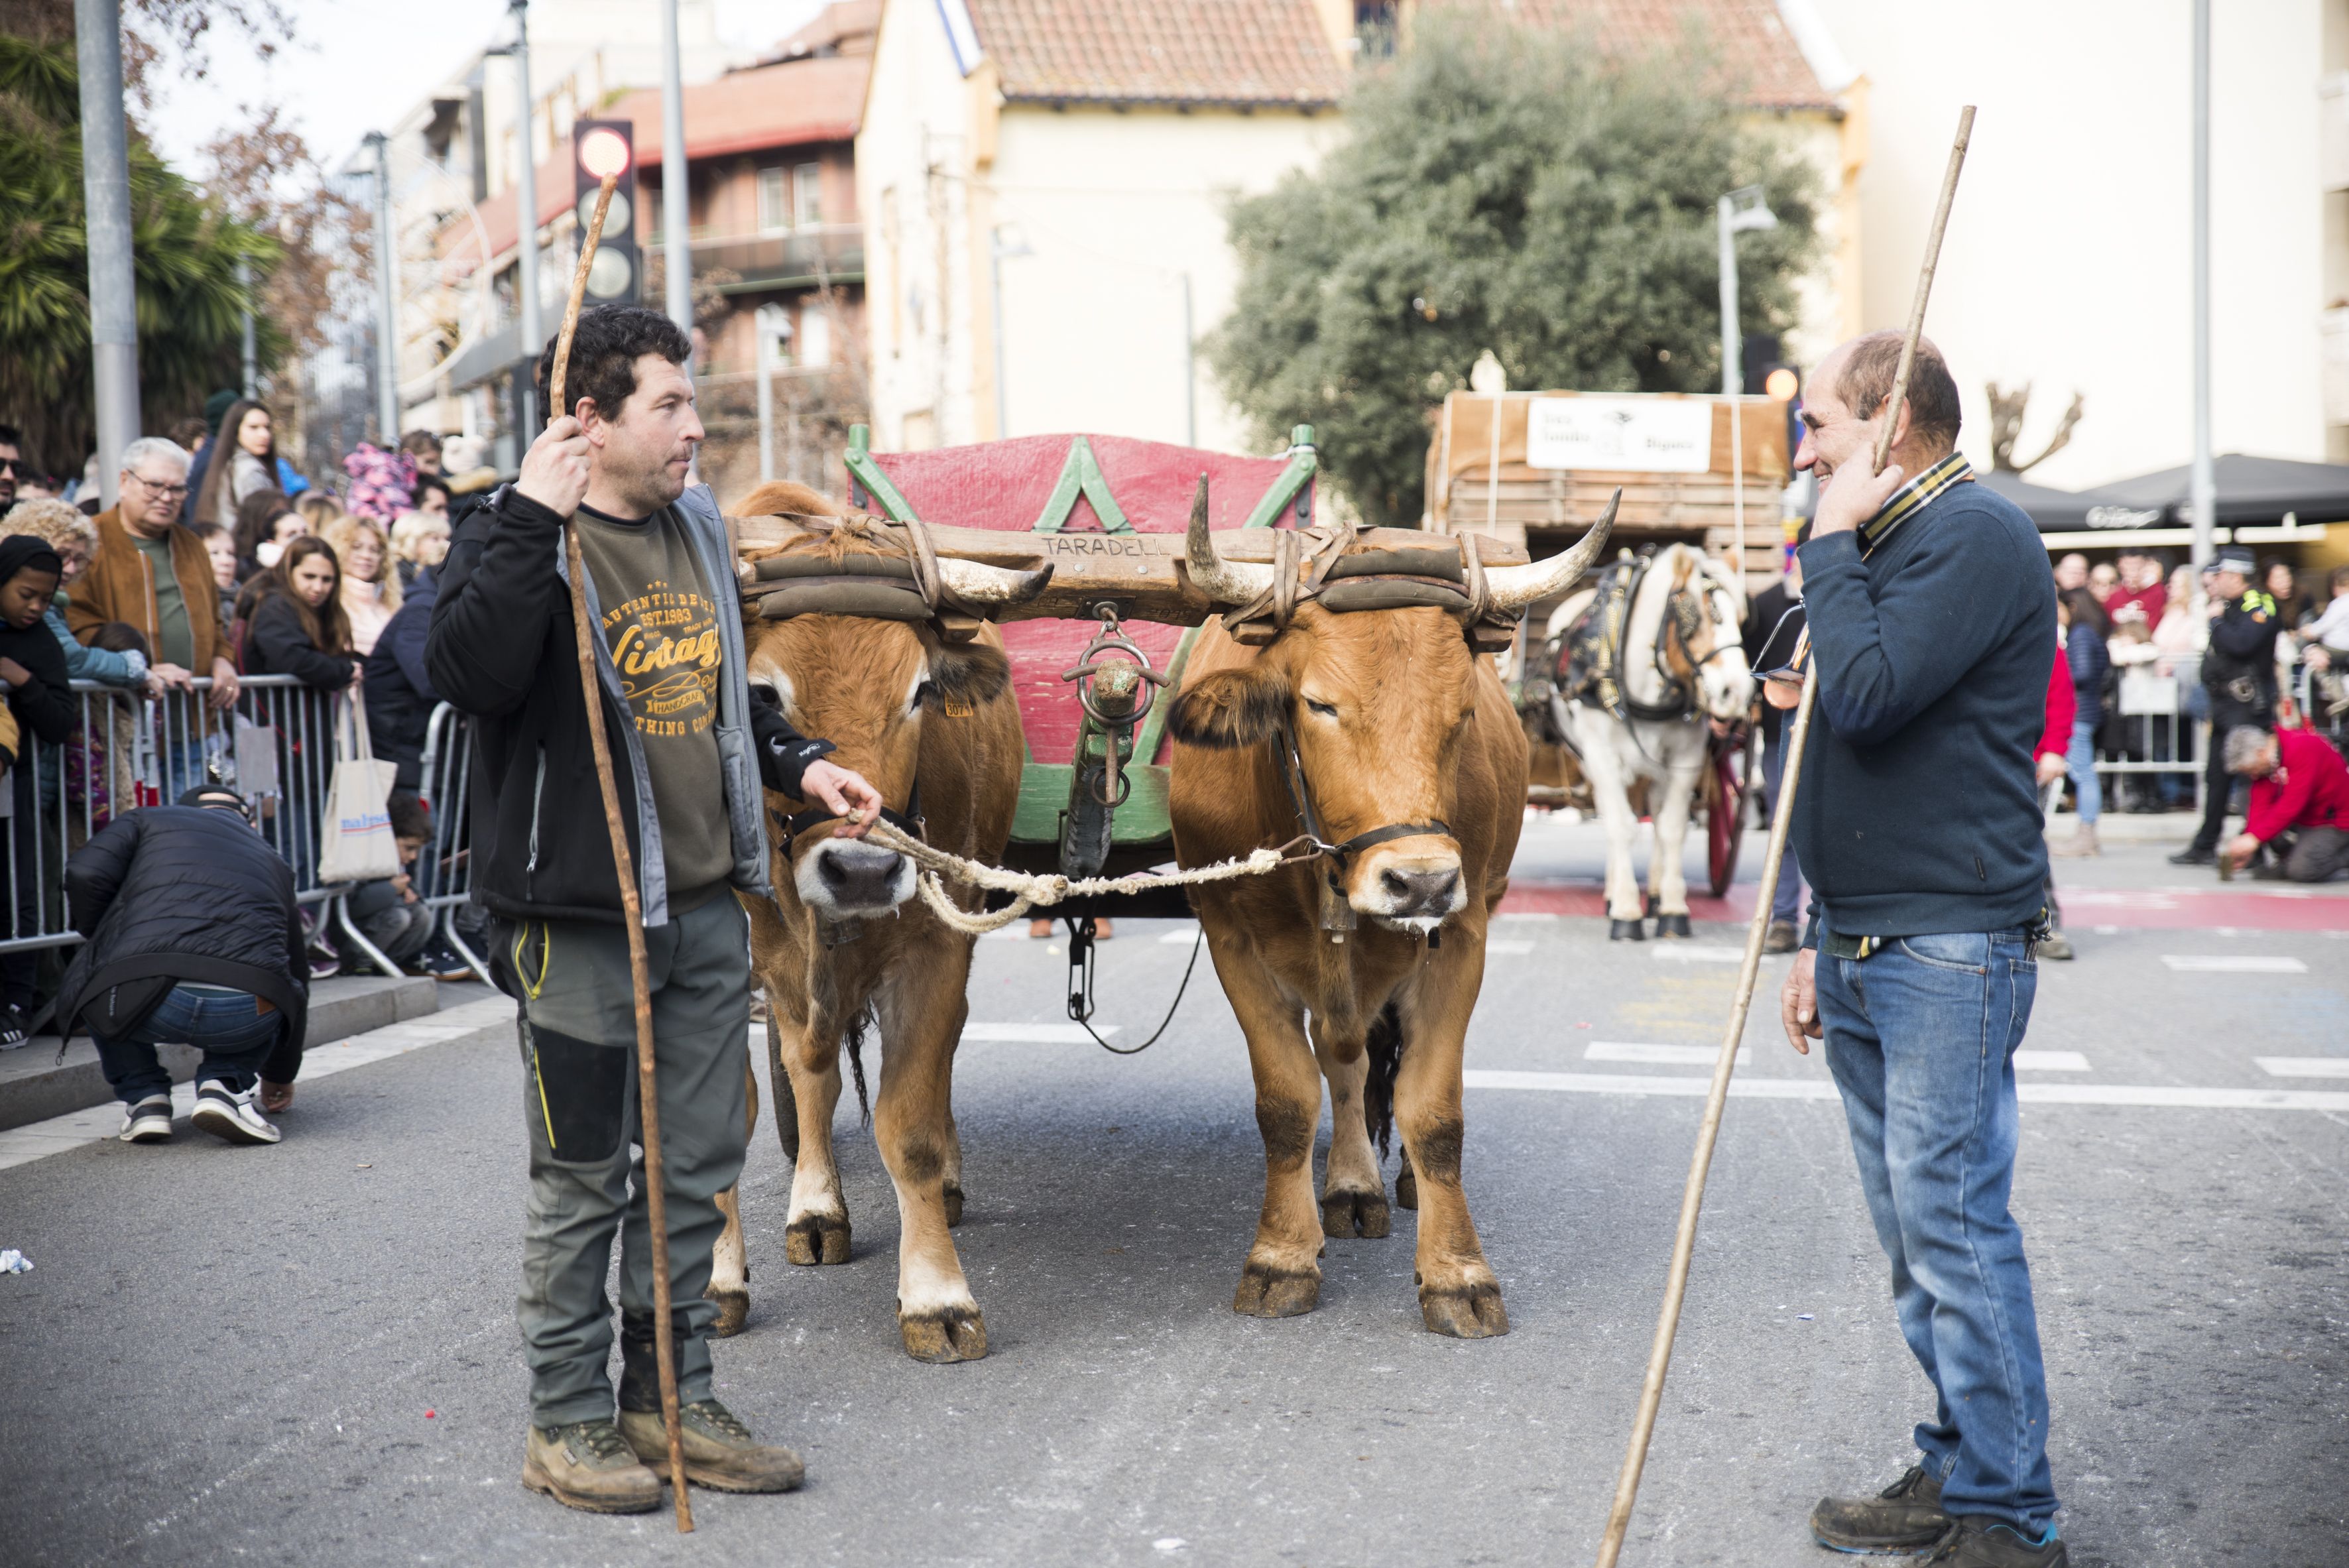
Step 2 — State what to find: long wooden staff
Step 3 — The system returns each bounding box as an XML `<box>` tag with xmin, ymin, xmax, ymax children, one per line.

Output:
<box><xmin>1590</xmin><ymin>105</ymin><xmax>1975</xmax><ymax>1568</ymax></box>
<box><xmin>547</xmin><ymin>171</ymin><xmax>693</xmax><ymax>1534</ymax></box>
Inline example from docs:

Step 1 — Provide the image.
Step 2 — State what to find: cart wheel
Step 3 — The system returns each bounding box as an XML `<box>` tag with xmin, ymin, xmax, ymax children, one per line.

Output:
<box><xmin>1707</xmin><ymin>733</ymin><xmax>1748</xmax><ymax>899</ymax></box>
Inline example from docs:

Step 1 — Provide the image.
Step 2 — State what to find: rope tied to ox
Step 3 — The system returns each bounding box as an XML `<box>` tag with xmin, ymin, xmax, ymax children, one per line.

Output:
<box><xmin>857</xmin><ymin>818</ymin><xmax>1320</xmax><ymax>935</ymax></box>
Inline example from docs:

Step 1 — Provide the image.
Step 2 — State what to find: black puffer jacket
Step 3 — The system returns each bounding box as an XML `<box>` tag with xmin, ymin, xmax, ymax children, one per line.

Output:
<box><xmin>243</xmin><ymin>591</ymin><xmax>357</xmax><ymax>690</ymax></box>
<box><xmin>364</xmin><ymin>565</ymin><xmax>440</xmax><ymax>789</ymax></box>
<box><xmin>56</xmin><ymin>807</ymin><xmax>308</xmax><ymax>1062</ymax></box>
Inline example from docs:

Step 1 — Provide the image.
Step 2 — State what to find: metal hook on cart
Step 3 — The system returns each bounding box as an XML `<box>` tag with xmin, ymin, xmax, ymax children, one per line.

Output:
<box><xmin>1061</xmin><ymin>605</ymin><xmax>1169</xmax><ymax>807</ymax></box>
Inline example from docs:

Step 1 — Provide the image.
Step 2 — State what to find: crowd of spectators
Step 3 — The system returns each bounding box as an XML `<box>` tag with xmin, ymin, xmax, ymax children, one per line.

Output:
<box><xmin>0</xmin><ymin>402</ymin><xmax>495</xmax><ymax>1053</ymax></box>
<box><xmin>2047</xmin><ymin>544</ymin><xmax>2349</xmax><ymax>859</ymax></box>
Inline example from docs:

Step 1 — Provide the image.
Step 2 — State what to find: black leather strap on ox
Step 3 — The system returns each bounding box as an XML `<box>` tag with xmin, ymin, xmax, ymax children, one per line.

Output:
<box><xmin>1225</xmin><ymin>526</ymin><xmax>1514</xmax><ymax>650</ymax></box>
<box><xmin>1275</xmin><ymin>721</ymin><xmax>1453</xmax><ymax>943</ymax></box>
<box><xmin>776</xmin><ymin>778</ymin><xmax>925</xmax><ymax>846</ymax></box>
<box><xmin>739</xmin><ymin>513</ymin><xmax>967</xmax><ymax>623</ymax></box>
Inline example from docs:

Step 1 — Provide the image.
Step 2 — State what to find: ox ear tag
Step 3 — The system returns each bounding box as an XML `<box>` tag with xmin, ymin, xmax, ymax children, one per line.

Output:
<box><xmin>941</xmin><ymin>696</ymin><xmax>975</xmax><ymax>719</ymax></box>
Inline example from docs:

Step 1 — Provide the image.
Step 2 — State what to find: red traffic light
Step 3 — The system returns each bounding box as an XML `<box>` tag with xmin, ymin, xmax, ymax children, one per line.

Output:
<box><xmin>579</xmin><ymin>127</ymin><xmax>632</xmax><ymax>180</ymax></box>
<box><xmin>1764</xmin><ymin>366</ymin><xmax>1799</xmax><ymax>402</ymax></box>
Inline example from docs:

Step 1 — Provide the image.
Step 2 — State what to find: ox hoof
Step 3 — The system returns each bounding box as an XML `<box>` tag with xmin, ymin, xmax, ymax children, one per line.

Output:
<box><xmin>898</xmin><ymin>1303</ymin><xmax>988</xmax><ymax>1363</ymax></box>
<box><xmin>1419</xmin><ymin>1281</ymin><xmax>1510</xmax><ymax>1339</ymax></box>
<box><xmin>1321</xmin><ymin>1188</ymin><xmax>1392</xmax><ymax>1239</ymax></box>
<box><xmin>1394</xmin><ymin>1165</ymin><xmax>1419</xmax><ymax>1211</ymax></box>
<box><xmin>1233</xmin><ymin>1260</ymin><xmax>1321</xmax><ymax>1319</ymax></box>
<box><xmin>943</xmin><ymin>1183</ymin><xmax>965</xmax><ymax>1228</ymax></box>
<box><xmin>1654</xmin><ymin>913</ymin><xmax>1693</xmax><ymax>939</ymax></box>
<box><xmin>706</xmin><ymin>1286</ymin><xmax>750</xmax><ymax>1339</ymax></box>
<box><xmin>784</xmin><ymin>1211</ymin><xmax>852</xmax><ymax>1266</ymax></box>
<box><xmin>1608</xmin><ymin>919</ymin><xmax>1646</xmax><ymax>942</ymax></box>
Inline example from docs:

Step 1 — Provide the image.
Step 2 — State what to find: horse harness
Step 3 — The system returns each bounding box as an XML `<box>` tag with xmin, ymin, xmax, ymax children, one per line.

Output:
<box><xmin>1553</xmin><ymin>550</ymin><xmax>1734</xmax><ymax>727</ymax></box>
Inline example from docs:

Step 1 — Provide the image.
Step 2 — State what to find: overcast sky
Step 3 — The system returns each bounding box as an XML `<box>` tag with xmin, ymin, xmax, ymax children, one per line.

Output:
<box><xmin>144</xmin><ymin>0</ymin><xmax>824</xmax><ymax>177</ymax></box>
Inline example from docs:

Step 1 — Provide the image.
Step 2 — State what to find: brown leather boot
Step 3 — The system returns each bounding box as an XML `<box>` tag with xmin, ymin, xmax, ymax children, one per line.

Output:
<box><xmin>522</xmin><ymin>1419</ymin><xmax>662</xmax><ymax>1514</ymax></box>
<box><xmin>621</xmin><ymin>1400</ymin><xmax>805</xmax><ymax>1494</ymax></box>
<box><xmin>1810</xmin><ymin>1465</ymin><xmax>1949</xmax><ymax>1552</ymax></box>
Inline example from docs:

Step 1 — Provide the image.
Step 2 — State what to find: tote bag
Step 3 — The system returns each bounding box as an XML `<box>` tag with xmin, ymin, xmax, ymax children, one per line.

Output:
<box><xmin>316</xmin><ymin>694</ymin><xmax>402</xmax><ymax>884</ymax></box>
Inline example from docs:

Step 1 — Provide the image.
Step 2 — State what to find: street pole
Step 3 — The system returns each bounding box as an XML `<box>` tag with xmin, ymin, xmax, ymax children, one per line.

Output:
<box><xmin>75</xmin><ymin>0</ymin><xmax>139</xmax><ymax>511</ymax></box>
<box><xmin>237</xmin><ymin>257</ymin><xmax>258</xmax><ymax>397</ymax></box>
<box><xmin>367</xmin><ymin>132</ymin><xmax>400</xmax><ymax>446</ymax></box>
<box><xmin>511</xmin><ymin>0</ymin><xmax>542</xmax><ymax>431</ymax></box>
<box><xmin>2189</xmin><ymin>0</ymin><xmax>2215</xmax><ymax>569</ymax></box>
<box><xmin>661</xmin><ymin>0</ymin><xmax>691</xmax><ymax>340</ymax></box>
<box><xmin>1720</xmin><ymin>197</ymin><xmax>1747</xmax><ymax>586</ymax></box>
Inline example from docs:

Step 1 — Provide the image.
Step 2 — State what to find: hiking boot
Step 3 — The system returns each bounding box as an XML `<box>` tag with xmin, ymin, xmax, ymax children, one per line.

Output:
<box><xmin>620</xmin><ymin>1400</ymin><xmax>804</xmax><ymax>1494</ymax></box>
<box><xmin>188</xmin><ymin>1080</ymin><xmax>280</xmax><ymax>1146</ymax></box>
<box><xmin>118</xmin><ymin>1094</ymin><xmax>172</xmax><ymax>1143</ymax></box>
<box><xmin>1920</xmin><ymin>1516</ymin><xmax>2069</xmax><ymax>1567</ymax></box>
<box><xmin>1763</xmin><ymin>920</ymin><xmax>1799</xmax><ymax>954</ymax></box>
<box><xmin>1810</xmin><ymin>1465</ymin><xmax>1949</xmax><ymax>1553</ymax></box>
<box><xmin>2051</xmin><ymin>823</ymin><xmax>2099</xmax><ymax>858</ymax></box>
<box><xmin>2035</xmin><ymin>929</ymin><xmax>2075</xmax><ymax>961</ymax></box>
<box><xmin>522</xmin><ymin>1419</ymin><xmax>662</xmax><ymax>1514</ymax></box>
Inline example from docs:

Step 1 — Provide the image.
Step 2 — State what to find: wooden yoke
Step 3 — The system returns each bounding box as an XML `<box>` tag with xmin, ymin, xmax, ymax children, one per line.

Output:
<box><xmin>728</xmin><ymin>514</ymin><xmax>1530</xmax><ymax>630</ymax></box>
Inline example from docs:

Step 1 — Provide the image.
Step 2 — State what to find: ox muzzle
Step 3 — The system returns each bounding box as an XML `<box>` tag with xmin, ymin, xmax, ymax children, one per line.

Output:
<box><xmin>781</xmin><ymin>802</ymin><xmax>922</xmax><ymax>920</ymax></box>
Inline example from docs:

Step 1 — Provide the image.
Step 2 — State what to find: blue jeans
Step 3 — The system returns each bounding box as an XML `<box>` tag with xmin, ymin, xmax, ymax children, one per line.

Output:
<box><xmin>1817</xmin><ymin>928</ymin><xmax>2058</xmax><ymax>1536</ymax></box>
<box><xmin>2064</xmin><ymin>716</ymin><xmax>2100</xmax><ymax>826</ymax></box>
<box><xmin>1761</xmin><ymin>733</ymin><xmax>1805</xmax><ymax>925</ymax></box>
<box><xmin>92</xmin><ymin>985</ymin><xmax>285</xmax><ymax>1103</ymax></box>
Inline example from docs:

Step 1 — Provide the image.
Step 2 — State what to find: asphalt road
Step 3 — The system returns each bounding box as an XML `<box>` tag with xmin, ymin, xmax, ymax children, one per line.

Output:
<box><xmin>2</xmin><ymin>816</ymin><xmax>2344</xmax><ymax>1567</ymax></box>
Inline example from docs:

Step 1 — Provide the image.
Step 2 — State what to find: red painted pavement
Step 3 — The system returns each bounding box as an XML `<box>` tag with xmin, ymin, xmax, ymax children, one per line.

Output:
<box><xmin>1498</xmin><ymin>879</ymin><xmax>2349</xmax><ymax>932</ymax></box>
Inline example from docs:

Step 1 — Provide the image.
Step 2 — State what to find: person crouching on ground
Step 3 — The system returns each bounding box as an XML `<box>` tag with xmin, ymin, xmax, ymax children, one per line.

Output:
<box><xmin>58</xmin><ymin>786</ymin><xmax>307</xmax><ymax>1146</ymax></box>
<box><xmin>1778</xmin><ymin>332</ymin><xmax>2069</xmax><ymax>1567</ymax></box>
<box><xmin>2220</xmin><ymin>725</ymin><xmax>2349</xmax><ymax>882</ymax></box>
<box><xmin>426</xmin><ymin>303</ymin><xmax>882</xmax><ymax>1516</ymax></box>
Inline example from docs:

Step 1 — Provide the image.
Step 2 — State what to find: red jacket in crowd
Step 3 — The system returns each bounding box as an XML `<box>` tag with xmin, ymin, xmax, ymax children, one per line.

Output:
<box><xmin>2245</xmin><ymin>730</ymin><xmax>2349</xmax><ymax>843</ymax></box>
<box><xmin>2038</xmin><ymin>636</ymin><xmax>2075</xmax><ymax>762</ymax></box>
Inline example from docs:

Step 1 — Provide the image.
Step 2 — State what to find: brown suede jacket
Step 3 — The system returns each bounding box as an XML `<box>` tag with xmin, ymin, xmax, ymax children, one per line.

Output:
<box><xmin>70</xmin><ymin>508</ymin><xmax>224</xmax><ymax>670</ymax></box>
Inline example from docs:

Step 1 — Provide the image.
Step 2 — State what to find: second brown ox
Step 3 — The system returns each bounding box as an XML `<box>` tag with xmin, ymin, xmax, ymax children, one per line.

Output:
<box><xmin>1168</xmin><ymin>490</ymin><xmax>1611</xmax><ymax>1337</ymax></box>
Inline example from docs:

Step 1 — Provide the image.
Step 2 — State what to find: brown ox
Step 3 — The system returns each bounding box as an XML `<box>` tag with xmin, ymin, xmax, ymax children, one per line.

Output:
<box><xmin>1168</xmin><ymin>497</ymin><xmax>1609</xmax><ymax>1337</ymax></box>
<box><xmin>707</xmin><ymin>482</ymin><xmax>1035</xmax><ymax>1363</ymax></box>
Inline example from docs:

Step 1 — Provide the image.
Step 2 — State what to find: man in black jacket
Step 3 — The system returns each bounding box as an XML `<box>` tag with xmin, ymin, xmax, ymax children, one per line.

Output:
<box><xmin>2171</xmin><ymin>550</ymin><xmax>2280</xmax><ymax>867</ymax></box>
<box><xmin>365</xmin><ymin>558</ymin><xmax>442</xmax><ymax>792</ymax></box>
<box><xmin>1777</xmin><ymin>335</ymin><xmax>2067</xmax><ymax>1568</ymax></box>
<box><xmin>426</xmin><ymin>304</ymin><xmax>879</xmax><ymax>1517</ymax></box>
<box><xmin>60</xmin><ymin>786</ymin><xmax>307</xmax><ymax>1147</ymax></box>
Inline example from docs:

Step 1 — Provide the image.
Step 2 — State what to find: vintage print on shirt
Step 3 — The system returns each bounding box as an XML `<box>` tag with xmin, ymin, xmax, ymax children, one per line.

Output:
<box><xmin>601</xmin><ymin>575</ymin><xmax>723</xmax><ymax>737</ymax></box>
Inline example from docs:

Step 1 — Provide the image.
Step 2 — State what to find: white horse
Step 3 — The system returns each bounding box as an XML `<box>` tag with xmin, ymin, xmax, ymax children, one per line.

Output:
<box><xmin>1544</xmin><ymin>544</ymin><xmax>1754</xmax><ymax>939</ymax></box>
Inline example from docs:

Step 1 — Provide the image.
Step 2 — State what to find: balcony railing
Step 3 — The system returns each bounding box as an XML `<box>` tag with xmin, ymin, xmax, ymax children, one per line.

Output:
<box><xmin>646</xmin><ymin>224</ymin><xmax>864</xmax><ymax>292</ymax></box>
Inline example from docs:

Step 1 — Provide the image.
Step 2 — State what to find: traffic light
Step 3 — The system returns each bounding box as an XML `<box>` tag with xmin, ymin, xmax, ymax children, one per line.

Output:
<box><xmin>571</xmin><ymin>119</ymin><xmax>640</xmax><ymax>304</ymax></box>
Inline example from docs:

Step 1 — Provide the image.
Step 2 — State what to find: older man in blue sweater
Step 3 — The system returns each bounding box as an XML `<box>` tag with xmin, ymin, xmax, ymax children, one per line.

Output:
<box><xmin>1777</xmin><ymin>333</ymin><xmax>2065</xmax><ymax>1568</ymax></box>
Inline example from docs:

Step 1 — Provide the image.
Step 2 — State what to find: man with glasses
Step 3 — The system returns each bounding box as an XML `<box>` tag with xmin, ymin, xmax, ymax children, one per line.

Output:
<box><xmin>0</xmin><ymin>422</ymin><xmax>21</xmax><ymax>513</ymax></box>
<box><xmin>69</xmin><ymin>437</ymin><xmax>241</xmax><ymax>798</ymax></box>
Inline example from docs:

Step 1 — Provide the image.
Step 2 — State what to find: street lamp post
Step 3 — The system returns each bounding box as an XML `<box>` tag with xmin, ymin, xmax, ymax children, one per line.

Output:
<box><xmin>2189</xmin><ymin>0</ymin><xmax>2214</xmax><ymax>570</ymax></box>
<box><xmin>367</xmin><ymin>131</ymin><xmax>401</xmax><ymax>446</ymax></box>
<box><xmin>661</xmin><ymin>0</ymin><xmax>690</xmax><ymax>340</ymax></box>
<box><xmin>510</xmin><ymin>0</ymin><xmax>542</xmax><ymax>432</ymax></box>
<box><xmin>74</xmin><ymin>0</ymin><xmax>139</xmax><ymax>509</ymax></box>
<box><xmin>1718</xmin><ymin>185</ymin><xmax>1778</xmax><ymax>587</ymax></box>
<box><xmin>989</xmin><ymin>225</ymin><xmax>1032</xmax><ymax>439</ymax></box>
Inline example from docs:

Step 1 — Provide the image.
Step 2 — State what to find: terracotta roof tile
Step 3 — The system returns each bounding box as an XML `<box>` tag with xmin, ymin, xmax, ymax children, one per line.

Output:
<box><xmin>1453</xmin><ymin>1</ymin><xmax>1833</xmax><ymax>111</ymax></box>
<box><xmin>967</xmin><ymin>0</ymin><xmax>1347</xmax><ymax>107</ymax></box>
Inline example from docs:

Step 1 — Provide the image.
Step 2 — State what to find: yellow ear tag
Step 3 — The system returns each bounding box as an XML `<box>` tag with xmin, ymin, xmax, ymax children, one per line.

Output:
<box><xmin>942</xmin><ymin>697</ymin><xmax>975</xmax><ymax>718</ymax></box>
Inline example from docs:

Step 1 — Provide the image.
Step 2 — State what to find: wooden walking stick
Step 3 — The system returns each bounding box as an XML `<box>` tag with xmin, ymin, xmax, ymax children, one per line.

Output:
<box><xmin>1590</xmin><ymin>105</ymin><xmax>1975</xmax><ymax>1568</ymax></box>
<box><xmin>548</xmin><ymin>166</ymin><xmax>693</xmax><ymax>1534</ymax></box>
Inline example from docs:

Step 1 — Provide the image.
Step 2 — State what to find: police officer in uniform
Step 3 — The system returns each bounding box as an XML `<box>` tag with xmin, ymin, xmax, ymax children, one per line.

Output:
<box><xmin>2172</xmin><ymin>549</ymin><xmax>2281</xmax><ymax>866</ymax></box>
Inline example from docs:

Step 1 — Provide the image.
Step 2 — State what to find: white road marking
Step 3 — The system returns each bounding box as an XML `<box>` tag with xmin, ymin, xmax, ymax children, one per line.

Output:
<box><xmin>962</xmin><ymin>1023</ymin><xmax>1118</xmax><ymax>1044</ymax></box>
<box><xmin>1652</xmin><ymin>945</ymin><xmax>1747</xmax><ymax>964</ymax></box>
<box><xmin>1585</xmin><ymin>1041</ymin><xmax>1746</xmax><ymax>1067</ymax></box>
<box><xmin>1486</xmin><ymin>939</ymin><xmax>1536</xmax><ymax>955</ymax></box>
<box><xmin>2092</xmin><ymin>925</ymin><xmax>2120</xmax><ymax>935</ymax></box>
<box><xmin>2161</xmin><ymin>955</ymin><xmax>2309</xmax><ymax>973</ymax></box>
<box><xmin>2257</xmin><ymin>1057</ymin><xmax>2349</xmax><ymax>1079</ymax></box>
<box><xmin>2014</xmin><ymin>1050</ymin><xmax>2091</xmax><ymax>1072</ymax></box>
<box><xmin>0</xmin><ymin>998</ymin><xmax>520</xmax><ymax>1174</ymax></box>
<box><xmin>1465</xmin><ymin>1069</ymin><xmax>2349</xmax><ymax>1111</ymax></box>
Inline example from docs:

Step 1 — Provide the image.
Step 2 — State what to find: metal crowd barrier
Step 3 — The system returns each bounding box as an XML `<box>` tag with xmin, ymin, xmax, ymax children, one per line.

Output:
<box><xmin>2089</xmin><ymin>651</ymin><xmax>2206</xmax><ymax>813</ymax></box>
<box><xmin>0</xmin><ymin>676</ymin><xmax>492</xmax><ymax>997</ymax></box>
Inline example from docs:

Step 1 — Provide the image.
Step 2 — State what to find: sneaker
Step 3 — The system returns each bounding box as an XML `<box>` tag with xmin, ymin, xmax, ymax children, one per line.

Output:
<box><xmin>188</xmin><ymin>1079</ymin><xmax>281</xmax><ymax>1146</ymax></box>
<box><xmin>1762</xmin><ymin>920</ymin><xmax>1799</xmax><ymax>955</ymax></box>
<box><xmin>619</xmin><ymin>1399</ymin><xmax>804</xmax><ymax>1494</ymax></box>
<box><xmin>306</xmin><ymin>940</ymin><xmax>342</xmax><ymax>981</ymax></box>
<box><xmin>2051</xmin><ymin>823</ymin><xmax>2099</xmax><ymax>858</ymax></box>
<box><xmin>117</xmin><ymin>1095</ymin><xmax>173</xmax><ymax>1143</ymax></box>
<box><xmin>522</xmin><ymin>1419</ymin><xmax>662</xmax><ymax>1514</ymax></box>
<box><xmin>408</xmin><ymin>942</ymin><xmax>475</xmax><ymax>983</ymax></box>
<box><xmin>2167</xmin><ymin>845</ymin><xmax>2217</xmax><ymax>867</ymax></box>
<box><xmin>0</xmin><ymin>1006</ymin><xmax>27</xmax><ymax>1049</ymax></box>
<box><xmin>1810</xmin><ymin>1465</ymin><xmax>1949</xmax><ymax>1553</ymax></box>
<box><xmin>1920</xmin><ymin>1516</ymin><xmax>2069</xmax><ymax>1567</ymax></box>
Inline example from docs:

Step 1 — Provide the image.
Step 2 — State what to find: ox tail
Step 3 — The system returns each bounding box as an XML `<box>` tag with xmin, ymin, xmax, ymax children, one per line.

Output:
<box><xmin>1362</xmin><ymin>1002</ymin><xmax>1405</xmax><ymax>1160</ymax></box>
<box><xmin>843</xmin><ymin>1005</ymin><xmax>873</xmax><ymax>1126</ymax></box>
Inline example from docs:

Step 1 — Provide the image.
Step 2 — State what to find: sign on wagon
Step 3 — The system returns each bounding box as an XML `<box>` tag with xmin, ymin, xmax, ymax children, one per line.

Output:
<box><xmin>1525</xmin><ymin>394</ymin><xmax>1715</xmax><ymax>473</ymax></box>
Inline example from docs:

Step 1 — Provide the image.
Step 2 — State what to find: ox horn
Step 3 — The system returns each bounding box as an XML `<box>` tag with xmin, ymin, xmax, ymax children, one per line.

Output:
<box><xmin>1183</xmin><ymin>473</ymin><xmax>1276</xmax><ymax>605</ymax></box>
<box><xmin>937</xmin><ymin>556</ymin><xmax>1055</xmax><ymax>606</ymax></box>
<box><xmin>1481</xmin><ymin>488</ymin><xmax>1620</xmax><ymax>614</ymax></box>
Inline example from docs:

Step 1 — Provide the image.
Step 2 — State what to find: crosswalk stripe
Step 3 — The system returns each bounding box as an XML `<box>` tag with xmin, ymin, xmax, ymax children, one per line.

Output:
<box><xmin>2256</xmin><ymin>1057</ymin><xmax>2349</xmax><ymax>1079</ymax></box>
<box><xmin>2160</xmin><ymin>955</ymin><xmax>2309</xmax><ymax>973</ymax></box>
